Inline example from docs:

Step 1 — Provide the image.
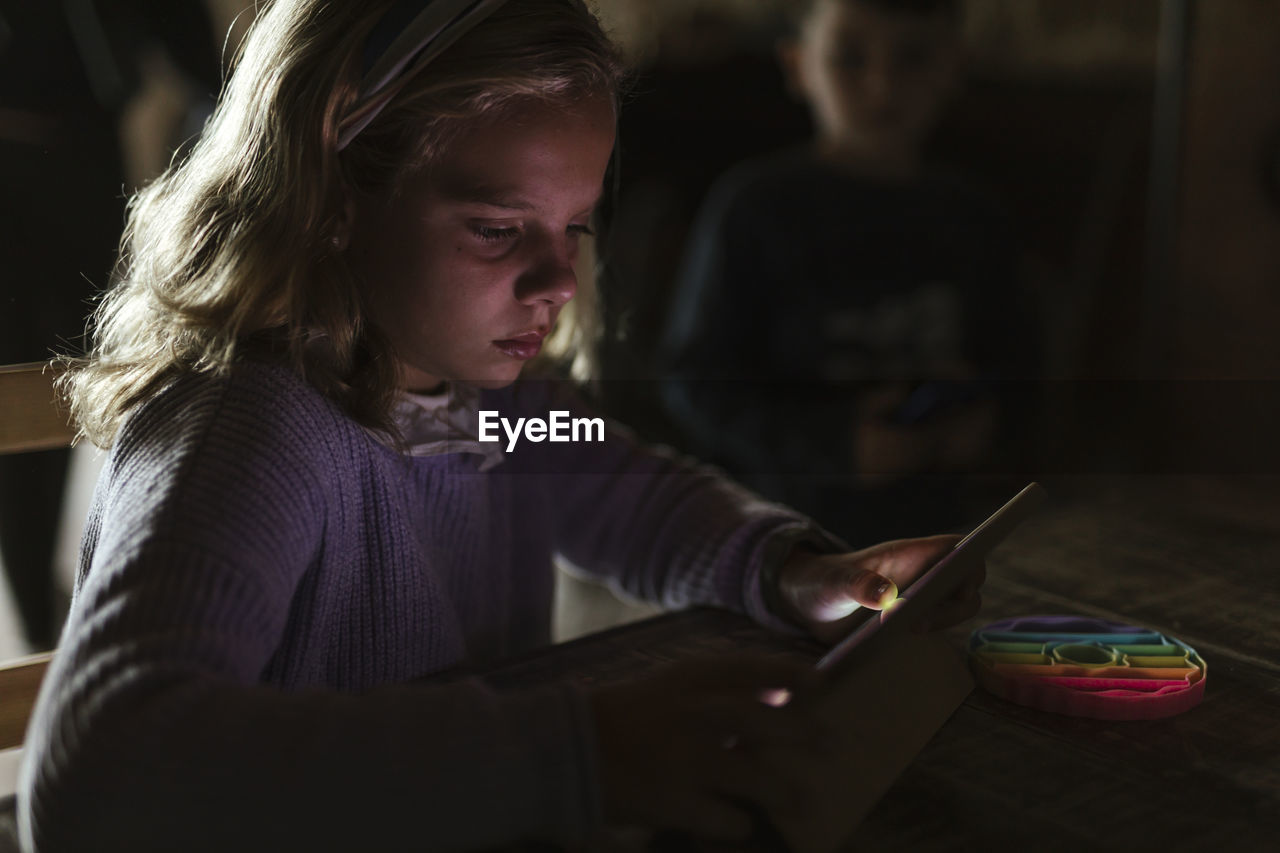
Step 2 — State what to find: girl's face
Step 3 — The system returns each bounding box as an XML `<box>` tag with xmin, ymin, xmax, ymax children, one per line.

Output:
<box><xmin>348</xmin><ymin>95</ymin><xmax>616</xmax><ymax>392</ymax></box>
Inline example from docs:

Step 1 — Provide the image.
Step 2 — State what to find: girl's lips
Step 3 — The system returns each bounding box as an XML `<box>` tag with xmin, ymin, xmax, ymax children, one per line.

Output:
<box><xmin>494</xmin><ymin>328</ymin><xmax>547</xmax><ymax>360</ymax></box>
<box><xmin>493</xmin><ymin>338</ymin><xmax>543</xmax><ymax>360</ymax></box>
<box><xmin>503</xmin><ymin>329</ymin><xmax>548</xmax><ymax>342</ymax></box>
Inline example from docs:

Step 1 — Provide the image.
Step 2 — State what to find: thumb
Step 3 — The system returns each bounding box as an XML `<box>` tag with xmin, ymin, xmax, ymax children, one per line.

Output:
<box><xmin>804</xmin><ymin>566</ymin><xmax>898</xmax><ymax>623</ymax></box>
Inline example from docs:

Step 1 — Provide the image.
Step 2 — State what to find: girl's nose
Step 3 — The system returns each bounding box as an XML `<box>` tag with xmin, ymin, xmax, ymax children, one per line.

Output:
<box><xmin>516</xmin><ymin>246</ymin><xmax>578</xmax><ymax>307</ymax></box>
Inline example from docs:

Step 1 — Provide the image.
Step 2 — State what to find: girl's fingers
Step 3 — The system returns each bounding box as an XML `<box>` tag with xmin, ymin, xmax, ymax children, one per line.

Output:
<box><xmin>636</xmin><ymin>741</ymin><xmax>798</xmax><ymax>841</ymax></box>
<box><xmin>792</xmin><ymin>536</ymin><xmax>968</xmax><ymax>626</ymax></box>
<box><xmin>870</xmin><ymin>535</ymin><xmax>960</xmax><ymax>582</ymax></box>
<box><xmin>835</xmin><ymin>567</ymin><xmax>899</xmax><ymax>612</ymax></box>
<box><xmin>794</xmin><ymin>566</ymin><xmax>898</xmax><ymax>623</ymax></box>
<box><xmin>593</xmin><ymin>655</ymin><xmax>836</xmax><ymax>842</ymax></box>
<box><xmin>704</xmin><ymin>740</ymin><xmax>824</xmax><ymax>828</ymax></box>
<box><xmin>691</xmin><ymin>698</ymin><xmax>831</xmax><ymax>751</ymax></box>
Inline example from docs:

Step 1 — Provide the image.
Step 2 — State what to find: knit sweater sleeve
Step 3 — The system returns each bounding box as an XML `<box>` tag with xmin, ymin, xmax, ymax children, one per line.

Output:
<box><xmin>18</xmin><ymin>368</ymin><xmax>599</xmax><ymax>853</ymax></box>
<box><xmin>499</xmin><ymin>381</ymin><xmax>848</xmax><ymax>632</ymax></box>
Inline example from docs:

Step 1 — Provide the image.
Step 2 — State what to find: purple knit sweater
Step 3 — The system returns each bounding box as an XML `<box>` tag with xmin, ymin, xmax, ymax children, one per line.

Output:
<box><xmin>18</xmin><ymin>361</ymin><xmax>836</xmax><ymax>852</ymax></box>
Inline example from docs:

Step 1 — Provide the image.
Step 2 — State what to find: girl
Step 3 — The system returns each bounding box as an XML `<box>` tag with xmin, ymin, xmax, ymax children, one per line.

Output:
<box><xmin>19</xmin><ymin>1</ymin><xmax>981</xmax><ymax>850</ymax></box>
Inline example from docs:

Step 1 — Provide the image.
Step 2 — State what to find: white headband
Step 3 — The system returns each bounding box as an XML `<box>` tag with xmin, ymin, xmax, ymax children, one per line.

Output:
<box><xmin>336</xmin><ymin>0</ymin><xmax>509</xmax><ymax>151</ymax></box>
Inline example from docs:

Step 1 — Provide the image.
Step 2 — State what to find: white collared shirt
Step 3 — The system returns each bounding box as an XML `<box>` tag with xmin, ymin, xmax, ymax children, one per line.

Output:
<box><xmin>373</xmin><ymin>383</ymin><xmax>505</xmax><ymax>471</ymax></box>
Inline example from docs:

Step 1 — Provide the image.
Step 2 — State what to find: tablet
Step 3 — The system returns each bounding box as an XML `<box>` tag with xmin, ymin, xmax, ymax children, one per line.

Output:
<box><xmin>811</xmin><ymin>481</ymin><xmax>1047</xmax><ymax>693</ymax></box>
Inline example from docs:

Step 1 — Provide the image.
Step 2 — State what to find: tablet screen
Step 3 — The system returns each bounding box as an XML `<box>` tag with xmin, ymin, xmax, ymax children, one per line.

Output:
<box><xmin>813</xmin><ymin>482</ymin><xmax>1047</xmax><ymax>688</ymax></box>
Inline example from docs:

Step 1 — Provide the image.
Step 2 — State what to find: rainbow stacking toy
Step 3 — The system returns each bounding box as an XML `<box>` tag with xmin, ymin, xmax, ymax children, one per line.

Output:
<box><xmin>968</xmin><ymin>615</ymin><xmax>1207</xmax><ymax>720</ymax></box>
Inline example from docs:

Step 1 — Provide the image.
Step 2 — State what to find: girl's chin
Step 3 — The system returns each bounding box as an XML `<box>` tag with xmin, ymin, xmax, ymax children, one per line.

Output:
<box><xmin>464</xmin><ymin>375</ymin><xmax>522</xmax><ymax>390</ymax></box>
<box><xmin>453</xmin><ymin>364</ymin><xmax>528</xmax><ymax>390</ymax></box>
<box><xmin>399</xmin><ymin>358</ymin><xmax>526</xmax><ymax>392</ymax></box>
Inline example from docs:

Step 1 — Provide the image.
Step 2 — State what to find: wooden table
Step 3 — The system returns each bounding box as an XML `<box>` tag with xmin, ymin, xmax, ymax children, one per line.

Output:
<box><xmin>482</xmin><ymin>474</ymin><xmax>1280</xmax><ymax>851</ymax></box>
<box><xmin>3</xmin><ymin>475</ymin><xmax>1276</xmax><ymax>851</ymax></box>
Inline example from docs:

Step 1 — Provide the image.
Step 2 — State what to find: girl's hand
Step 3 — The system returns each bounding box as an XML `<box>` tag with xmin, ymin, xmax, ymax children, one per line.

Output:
<box><xmin>773</xmin><ymin>536</ymin><xmax>984</xmax><ymax>644</ymax></box>
<box><xmin>590</xmin><ymin>656</ymin><xmax>831</xmax><ymax>843</ymax></box>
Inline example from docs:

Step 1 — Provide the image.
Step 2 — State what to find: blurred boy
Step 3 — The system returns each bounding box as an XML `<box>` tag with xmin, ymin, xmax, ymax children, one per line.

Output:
<box><xmin>660</xmin><ymin>0</ymin><xmax>1038</xmax><ymax>544</ymax></box>
<box><xmin>780</xmin><ymin>0</ymin><xmax>962</xmax><ymax>178</ymax></box>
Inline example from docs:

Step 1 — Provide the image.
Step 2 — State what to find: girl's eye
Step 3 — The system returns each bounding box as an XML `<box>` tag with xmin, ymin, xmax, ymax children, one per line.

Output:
<box><xmin>472</xmin><ymin>224</ymin><xmax>520</xmax><ymax>244</ymax></box>
<box><xmin>568</xmin><ymin>224</ymin><xmax>595</xmax><ymax>238</ymax></box>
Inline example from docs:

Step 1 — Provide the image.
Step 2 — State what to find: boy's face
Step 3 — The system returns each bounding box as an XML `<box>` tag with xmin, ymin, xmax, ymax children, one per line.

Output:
<box><xmin>788</xmin><ymin>0</ymin><xmax>960</xmax><ymax>161</ymax></box>
<box><xmin>348</xmin><ymin>96</ymin><xmax>615</xmax><ymax>393</ymax></box>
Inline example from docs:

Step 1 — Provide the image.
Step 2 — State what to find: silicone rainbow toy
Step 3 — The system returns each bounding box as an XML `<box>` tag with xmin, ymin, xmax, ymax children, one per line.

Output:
<box><xmin>968</xmin><ymin>615</ymin><xmax>1207</xmax><ymax>720</ymax></box>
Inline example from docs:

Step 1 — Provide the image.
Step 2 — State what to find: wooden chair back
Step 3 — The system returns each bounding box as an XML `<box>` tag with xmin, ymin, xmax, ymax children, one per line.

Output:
<box><xmin>0</xmin><ymin>362</ymin><xmax>72</xmax><ymax>748</ymax></box>
<box><xmin>0</xmin><ymin>362</ymin><xmax>76</xmax><ymax>455</ymax></box>
<box><xmin>0</xmin><ymin>653</ymin><xmax>54</xmax><ymax>750</ymax></box>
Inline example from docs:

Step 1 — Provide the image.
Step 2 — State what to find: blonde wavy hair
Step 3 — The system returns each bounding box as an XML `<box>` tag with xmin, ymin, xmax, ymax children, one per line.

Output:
<box><xmin>62</xmin><ymin>0</ymin><xmax>627</xmax><ymax>448</ymax></box>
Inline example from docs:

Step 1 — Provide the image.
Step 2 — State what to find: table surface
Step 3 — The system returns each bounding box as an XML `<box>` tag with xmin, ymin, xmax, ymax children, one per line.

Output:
<box><xmin>480</xmin><ymin>474</ymin><xmax>1280</xmax><ymax>852</ymax></box>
